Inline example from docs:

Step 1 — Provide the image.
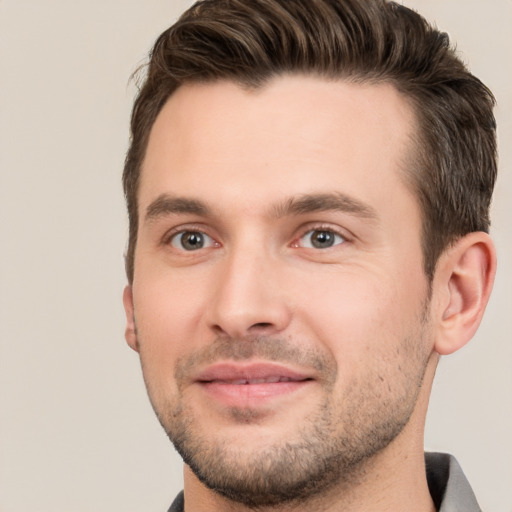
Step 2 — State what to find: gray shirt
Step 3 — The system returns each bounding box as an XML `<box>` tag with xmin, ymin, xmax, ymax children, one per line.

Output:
<box><xmin>168</xmin><ymin>452</ymin><xmax>481</xmax><ymax>512</ymax></box>
<box><xmin>425</xmin><ymin>452</ymin><xmax>482</xmax><ymax>512</ymax></box>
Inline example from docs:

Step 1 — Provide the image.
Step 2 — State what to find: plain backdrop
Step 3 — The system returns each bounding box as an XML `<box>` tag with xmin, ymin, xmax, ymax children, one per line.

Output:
<box><xmin>0</xmin><ymin>1</ymin><xmax>510</xmax><ymax>511</ymax></box>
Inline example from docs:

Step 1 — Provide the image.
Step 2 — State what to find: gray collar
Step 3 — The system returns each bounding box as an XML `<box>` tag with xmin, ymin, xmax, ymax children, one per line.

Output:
<box><xmin>426</xmin><ymin>452</ymin><xmax>482</xmax><ymax>512</ymax></box>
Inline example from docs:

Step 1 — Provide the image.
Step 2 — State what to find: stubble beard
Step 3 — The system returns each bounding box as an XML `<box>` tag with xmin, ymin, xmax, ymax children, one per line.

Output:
<box><xmin>143</xmin><ymin>327</ymin><xmax>431</xmax><ymax>509</ymax></box>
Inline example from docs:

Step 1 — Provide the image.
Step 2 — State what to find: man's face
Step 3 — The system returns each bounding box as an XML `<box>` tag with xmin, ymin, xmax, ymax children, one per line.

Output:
<box><xmin>125</xmin><ymin>76</ymin><xmax>434</xmax><ymax>505</ymax></box>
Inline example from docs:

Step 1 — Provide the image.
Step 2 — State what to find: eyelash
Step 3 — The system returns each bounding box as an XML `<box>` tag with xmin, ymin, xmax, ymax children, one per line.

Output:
<box><xmin>162</xmin><ymin>224</ymin><xmax>212</xmax><ymax>247</ymax></box>
<box><xmin>292</xmin><ymin>224</ymin><xmax>349</xmax><ymax>250</ymax></box>
<box><xmin>162</xmin><ymin>224</ymin><xmax>350</xmax><ymax>252</ymax></box>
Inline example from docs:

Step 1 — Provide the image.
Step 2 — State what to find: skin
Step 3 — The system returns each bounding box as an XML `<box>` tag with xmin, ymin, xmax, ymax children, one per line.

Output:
<box><xmin>123</xmin><ymin>76</ymin><xmax>496</xmax><ymax>512</ymax></box>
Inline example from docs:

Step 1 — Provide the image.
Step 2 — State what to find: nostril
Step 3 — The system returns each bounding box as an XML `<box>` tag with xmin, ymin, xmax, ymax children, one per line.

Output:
<box><xmin>212</xmin><ymin>324</ymin><xmax>226</xmax><ymax>336</ymax></box>
<box><xmin>210</xmin><ymin>321</ymin><xmax>277</xmax><ymax>339</ymax></box>
<box><xmin>251</xmin><ymin>322</ymin><xmax>273</xmax><ymax>330</ymax></box>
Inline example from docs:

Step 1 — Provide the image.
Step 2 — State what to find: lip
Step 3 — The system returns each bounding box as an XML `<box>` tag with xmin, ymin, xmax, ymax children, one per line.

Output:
<box><xmin>194</xmin><ymin>362</ymin><xmax>314</xmax><ymax>406</ymax></box>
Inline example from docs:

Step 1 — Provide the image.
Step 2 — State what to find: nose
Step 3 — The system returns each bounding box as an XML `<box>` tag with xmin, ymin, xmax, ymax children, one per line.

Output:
<box><xmin>206</xmin><ymin>246</ymin><xmax>292</xmax><ymax>339</ymax></box>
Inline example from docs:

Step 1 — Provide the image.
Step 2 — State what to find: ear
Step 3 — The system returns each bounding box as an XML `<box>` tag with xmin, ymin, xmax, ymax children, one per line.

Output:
<box><xmin>123</xmin><ymin>285</ymin><xmax>140</xmax><ymax>352</ymax></box>
<box><xmin>432</xmin><ymin>232</ymin><xmax>496</xmax><ymax>355</ymax></box>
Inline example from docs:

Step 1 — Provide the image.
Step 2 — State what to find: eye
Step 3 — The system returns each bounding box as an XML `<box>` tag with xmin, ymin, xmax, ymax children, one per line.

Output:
<box><xmin>170</xmin><ymin>231</ymin><xmax>216</xmax><ymax>251</ymax></box>
<box><xmin>298</xmin><ymin>229</ymin><xmax>345</xmax><ymax>249</ymax></box>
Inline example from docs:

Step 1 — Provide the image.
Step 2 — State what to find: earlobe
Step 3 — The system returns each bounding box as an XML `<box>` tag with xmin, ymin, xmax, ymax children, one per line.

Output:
<box><xmin>433</xmin><ymin>232</ymin><xmax>496</xmax><ymax>356</ymax></box>
<box><xmin>123</xmin><ymin>285</ymin><xmax>140</xmax><ymax>352</ymax></box>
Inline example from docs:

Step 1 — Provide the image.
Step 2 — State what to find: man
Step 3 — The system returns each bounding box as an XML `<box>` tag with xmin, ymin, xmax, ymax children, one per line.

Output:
<box><xmin>121</xmin><ymin>0</ymin><xmax>497</xmax><ymax>510</ymax></box>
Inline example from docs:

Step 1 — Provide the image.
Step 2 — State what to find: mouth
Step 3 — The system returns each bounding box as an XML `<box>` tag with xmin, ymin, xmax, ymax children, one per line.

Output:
<box><xmin>206</xmin><ymin>376</ymin><xmax>307</xmax><ymax>385</ymax></box>
<box><xmin>194</xmin><ymin>362</ymin><xmax>314</xmax><ymax>406</ymax></box>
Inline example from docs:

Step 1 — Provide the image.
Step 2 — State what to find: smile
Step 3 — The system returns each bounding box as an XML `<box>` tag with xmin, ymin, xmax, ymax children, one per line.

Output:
<box><xmin>193</xmin><ymin>362</ymin><xmax>314</xmax><ymax>406</ymax></box>
<box><xmin>204</xmin><ymin>376</ymin><xmax>306</xmax><ymax>385</ymax></box>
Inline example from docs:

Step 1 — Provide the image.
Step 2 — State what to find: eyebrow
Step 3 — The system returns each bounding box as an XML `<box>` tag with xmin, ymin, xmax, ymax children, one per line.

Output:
<box><xmin>271</xmin><ymin>193</ymin><xmax>378</xmax><ymax>221</ymax></box>
<box><xmin>144</xmin><ymin>192</ymin><xmax>378</xmax><ymax>223</ymax></box>
<box><xmin>145</xmin><ymin>194</ymin><xmax>211</xmax><ymax>223</ymax></box>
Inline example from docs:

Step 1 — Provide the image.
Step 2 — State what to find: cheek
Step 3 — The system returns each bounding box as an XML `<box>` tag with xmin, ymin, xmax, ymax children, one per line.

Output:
<box><xmin>133</xmin><ymin>273</ymin><xmax>209</xmax><ymax>369</ymax></box>
<box><xmin>294</xmin><ymin>266</ymin><xmax>428</xmax><ymax>363</ymax></box>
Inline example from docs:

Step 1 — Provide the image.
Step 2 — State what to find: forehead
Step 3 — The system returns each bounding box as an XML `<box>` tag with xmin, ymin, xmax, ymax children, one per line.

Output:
<box><xmin>139</xmin><ymin>76</ymin><xmax>418</xmax><ymax>219</ymax></box>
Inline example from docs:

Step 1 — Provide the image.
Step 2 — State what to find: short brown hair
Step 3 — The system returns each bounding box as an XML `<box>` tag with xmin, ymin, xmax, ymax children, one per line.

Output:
<box><xmin>123</xmin><ymin>0</ymin><xmax>497</xmax><ymax>283</ymax></box>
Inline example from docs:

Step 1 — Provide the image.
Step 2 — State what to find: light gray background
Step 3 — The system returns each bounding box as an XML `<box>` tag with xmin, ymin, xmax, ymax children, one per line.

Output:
<box><xmin>0</xmin><ymin>1</ymin><xmax>510</xmax><ymax>510</ymax></box>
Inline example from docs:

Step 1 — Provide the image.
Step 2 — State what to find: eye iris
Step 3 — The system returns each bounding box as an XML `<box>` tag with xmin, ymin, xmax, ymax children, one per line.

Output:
<box><xmin>181</xmin><ymin>232</ymin><xmax>204</xmax><ymax>250</ymax></box>
<box><xmin>311</xmin><ymin>230</ymin><xmax>335</xmax><ymax>248</ymax></box>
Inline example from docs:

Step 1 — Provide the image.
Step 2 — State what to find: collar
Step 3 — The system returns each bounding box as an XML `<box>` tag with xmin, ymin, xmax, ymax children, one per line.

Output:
<box><xmin>425</xmin><ymin>452</ymin><xmax>482</xmax><ymax>512</ymax></box>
